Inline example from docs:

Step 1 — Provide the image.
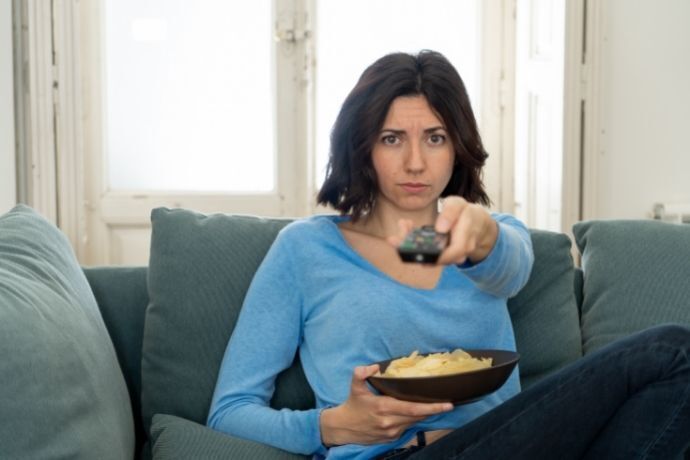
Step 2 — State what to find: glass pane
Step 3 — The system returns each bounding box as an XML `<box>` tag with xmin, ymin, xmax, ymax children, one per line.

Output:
<box><xmin>315</xmin><ymin>0</ymin><xmax>482</xmax><ymax>187</ymax></box>
<box><xmin>104</xmin><ymin>1</ymin><xmax>274</xmax><ymax>192</ymax></box>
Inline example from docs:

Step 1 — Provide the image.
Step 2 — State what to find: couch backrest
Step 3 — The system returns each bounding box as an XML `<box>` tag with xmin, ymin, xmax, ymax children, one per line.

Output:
<box><xmin>84</xmin><ymin>266</ymin><xmax>149</xmax><ymax>458</ymax></box>
<box><xmin>574</xmin><ymin>267</ymin><xmax>584</xmax><ymax>316</ymax></box>
<box><xmin>573</xmin><ymin>219</ymin><xmax>690</xmax><ymax>354</ymax></box>
<box><xmin>507</xmin><ymin>229</ymin><xmax>583</xmax><ymax>387</ymax></box>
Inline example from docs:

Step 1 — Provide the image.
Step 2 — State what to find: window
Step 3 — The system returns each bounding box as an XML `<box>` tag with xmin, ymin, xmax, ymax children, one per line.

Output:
<box><xmin>18</xmin><ymin>0</ymin><xmax>581</xmax><ymax>267</ymax></box>
<box><xmin>104</xmin><ymin>1</ymin><xmax>274</xmax><ymax>193</ymax></box>
<box><xmin>33</xmin><ymin>0</ymin><xmax>514</xmax><ymax>265</ymax></box>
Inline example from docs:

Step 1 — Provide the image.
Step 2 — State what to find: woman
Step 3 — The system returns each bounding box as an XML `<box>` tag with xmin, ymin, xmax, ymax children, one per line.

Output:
<box><xmin>207</xmin><ymin>51</ymin><xmax>690</xmax><ymax>459</ymax></box>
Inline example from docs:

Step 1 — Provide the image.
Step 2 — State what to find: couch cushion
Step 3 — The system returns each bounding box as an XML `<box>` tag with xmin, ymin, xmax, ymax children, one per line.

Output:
<box><xmin>151</xmin><ymin>414</ymin><xmax>307</xmax><ymax>459</ymax></box>
<box><xmin>507</xmin><ymin>229</ymin><xmax>583</xmax><ymax>388</ymax></box>
<box><xmin>0</xmin><ymin>205</ymin><xmax>134</xmax><ymax>459</ymax></box>
<box><xmin>141</xmin><ymin>208</ymin><xmax>314</xmax><ymax>440</ymax></box>
<box><xmin>573</xmin><ymin>219</ymin><xmax>690</xmax><ymax>354</ymax></box>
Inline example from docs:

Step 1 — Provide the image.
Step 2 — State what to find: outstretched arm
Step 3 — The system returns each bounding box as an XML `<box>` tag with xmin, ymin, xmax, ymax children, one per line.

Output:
<box><xmin>389</xmin><ymin>196</ymin><xmax>534</xmax><ymax>298</ymax></box>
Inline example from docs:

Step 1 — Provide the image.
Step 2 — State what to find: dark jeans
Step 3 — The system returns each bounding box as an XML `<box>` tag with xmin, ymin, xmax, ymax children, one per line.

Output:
<box><xmin>399</xmin><ymin>324</ymin><xmax>690</xmax><ymax>460</ymax></box>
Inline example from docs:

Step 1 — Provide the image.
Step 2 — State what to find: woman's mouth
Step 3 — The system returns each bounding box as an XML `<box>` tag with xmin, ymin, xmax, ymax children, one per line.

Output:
<box><xmin>399</xmin><ymin>183</ymin><xmax>429</xmax><ymax>194</ymax></box>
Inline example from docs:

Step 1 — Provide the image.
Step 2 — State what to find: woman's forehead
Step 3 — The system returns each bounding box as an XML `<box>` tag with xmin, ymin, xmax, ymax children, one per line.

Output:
<box><xmin>381</xmin><ymin>95</ymin><xmax>445</xmax><ymax>129</ymax></box>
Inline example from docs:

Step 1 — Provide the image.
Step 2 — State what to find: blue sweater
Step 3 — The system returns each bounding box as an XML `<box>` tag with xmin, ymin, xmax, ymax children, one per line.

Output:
<box><xmin>208</xmin><ymin>213</ymin><xmax>534</xmax><ymax>459</ymax></box>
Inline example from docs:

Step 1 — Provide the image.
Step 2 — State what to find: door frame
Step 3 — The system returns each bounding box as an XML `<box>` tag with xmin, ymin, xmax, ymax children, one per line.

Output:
<box><xmin>562</xmin><ymin>0</ymin><xmax>603</xmax><ymax>235</ymax></box>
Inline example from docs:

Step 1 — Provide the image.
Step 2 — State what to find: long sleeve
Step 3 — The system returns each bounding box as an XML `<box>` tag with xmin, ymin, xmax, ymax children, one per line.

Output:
<box><xmin>458</xmin><ymin>213</ymin><xmax>534</xmax><ymax>298</ymax></box>
<box><xmin>206</xmin><ymin>231</ymin><xmax>326</xmax><ymax>456</ymax></box>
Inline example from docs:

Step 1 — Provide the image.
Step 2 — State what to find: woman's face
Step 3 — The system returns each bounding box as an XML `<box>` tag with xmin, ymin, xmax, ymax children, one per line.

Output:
<box><xmin>370</xmin><ymin>95</ymin><xmax>455</xmax><ymax>216</ymax></box>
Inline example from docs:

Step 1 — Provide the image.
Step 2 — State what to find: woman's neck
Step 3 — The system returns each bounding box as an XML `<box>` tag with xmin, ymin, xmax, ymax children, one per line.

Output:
<box><xmin>346</xmin><ymin>202</ymin><xmax>439</xmax><ymax>239</ymax></box>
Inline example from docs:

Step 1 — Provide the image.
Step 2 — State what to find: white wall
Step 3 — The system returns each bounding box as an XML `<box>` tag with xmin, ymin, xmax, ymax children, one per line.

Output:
<box><xmin>0</xmin><ymin>0</ymin><xmax>16</xmax><ymax>213</ymax></box>
<box><xmin>596</xmin><ymin>0</ymin><xmax>690</xmax><ymax>219</ymax></box>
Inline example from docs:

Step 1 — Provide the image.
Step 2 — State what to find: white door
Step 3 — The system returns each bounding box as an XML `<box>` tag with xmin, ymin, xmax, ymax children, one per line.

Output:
<box><xmin>513</xmin><ymin>0</ymin><xmax>566</xmax><ymax>231</ymax></box>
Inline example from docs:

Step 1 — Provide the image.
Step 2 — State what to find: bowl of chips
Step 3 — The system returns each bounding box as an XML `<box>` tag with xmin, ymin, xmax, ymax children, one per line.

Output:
<box><xmin>367</xmin><ymin>348</ymin><xmax>519</xmax><ymax>405</ymax></box>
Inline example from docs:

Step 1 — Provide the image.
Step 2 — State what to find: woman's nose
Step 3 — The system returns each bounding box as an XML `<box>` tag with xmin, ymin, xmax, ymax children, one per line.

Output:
<box><xmin>405</xmin><ymin>142</ymin><xmax>426</xmax><ymax>173</ymax></box>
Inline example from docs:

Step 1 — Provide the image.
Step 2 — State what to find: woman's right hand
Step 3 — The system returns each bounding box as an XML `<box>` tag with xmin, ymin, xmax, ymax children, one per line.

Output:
<box><xmin>319</xmin><ymin>364</ymin><xmax>454</xmax><ymax>447</ymax></box>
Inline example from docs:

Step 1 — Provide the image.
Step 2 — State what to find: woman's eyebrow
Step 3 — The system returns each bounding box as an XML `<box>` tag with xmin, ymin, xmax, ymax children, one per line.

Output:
<box><xmin>380</xmin><ymin>129</ymin><xmax>406</xmax><ymax>135</ymax></box>
<box><xmin>380</xmin><ymin>126</ymin><xmax>446</xmax><ymax>134</ymax></box>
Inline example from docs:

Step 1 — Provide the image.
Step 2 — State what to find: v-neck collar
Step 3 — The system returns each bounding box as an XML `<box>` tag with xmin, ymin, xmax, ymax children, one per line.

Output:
<box><xmin>321</xmin><ymin>215</ymin><xmax>451</xmax><ymax>292</ymax></box>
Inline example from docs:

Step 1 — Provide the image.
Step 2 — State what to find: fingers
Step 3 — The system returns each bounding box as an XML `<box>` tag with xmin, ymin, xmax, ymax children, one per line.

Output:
<box><xmin>435</xmin><ymin>197</ymin><xmax>471</xmax><ymax>265</ymax></box>
<box><xmin>350</xmin><ymin>365</ymin><xmax>454</xmax><ymax>418</ymax></box>
<box><xmin>384</xmin><ymin>198</ymin><xmax>496</xmax><ymax>265</ymax></box>
<box><xmin>436</xmin><ymin>214</ymin><xmax>477</xmax><ymax>265</ymax></box>
<box><xmin>337</xmin><ymin>366</ymin><xmax>455</xmax><ymax>445</ymax></box>
<box><xmin>435</xmin><ymin>196</ymin><xmax>468</xmax><ymax>234</ymax></box>
<box><xmin>354</xmin><ymin>364</ymin><xmax>381</xmax><ymax>380</ymax></box>
<box><xmin>386</xmin><ymin>219</ymin><xmax>415</xmax><ymax>248</ymax></box>
<box><xmin>378</xmin><ymin>397</ymin><xmax>454</xmax><ymax>418</ymax></box>
<box><xmin>436</xmin><ymin>197</ymin><xmax>493</xmax><ymax>265</ymax></box>
<box><xmin>367</xmin><ymin>395</ymin><xmax>453</xmax><ymax>438</ymax></box>
<box><xmin>350</xmin><ymin>364</ymin><xmax>380</xmax><ymax>396</ymax></box>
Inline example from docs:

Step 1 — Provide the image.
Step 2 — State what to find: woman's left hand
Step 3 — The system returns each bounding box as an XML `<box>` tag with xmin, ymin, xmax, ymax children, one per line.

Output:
<box><xmin>433</xmin><ymin>196</ymin><xmax>498</xmax><ymax>265</ymax></box>
<box><xmin>388</xmin><ymin>196</ymin><xmax>498</xmax><ymax>266</ymax></box>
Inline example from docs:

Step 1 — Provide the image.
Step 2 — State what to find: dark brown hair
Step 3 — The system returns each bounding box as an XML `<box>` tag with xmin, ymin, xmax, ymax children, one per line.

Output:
<box><xmin>317</xmin><ymin>50</ymin><xmax>490</xmax><ymax>221</ymax></box>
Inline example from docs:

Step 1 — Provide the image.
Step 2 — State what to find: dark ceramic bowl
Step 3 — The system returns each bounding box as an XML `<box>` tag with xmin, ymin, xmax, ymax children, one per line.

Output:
<box><xmin>367</xmin><ymin>349</ymin><xmax>519</xmax><ymax>405</ymax></box>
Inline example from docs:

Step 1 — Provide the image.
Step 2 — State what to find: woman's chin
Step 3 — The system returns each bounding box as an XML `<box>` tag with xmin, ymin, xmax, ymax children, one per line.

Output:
<box><xmin>394</xmin><ymin>197</ymin><xmax>438</xmax><ymax>213</ymax></box>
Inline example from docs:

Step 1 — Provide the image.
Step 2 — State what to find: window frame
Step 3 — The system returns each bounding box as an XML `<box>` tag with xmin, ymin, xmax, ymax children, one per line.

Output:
<box><xmin>22</xmin><ymin>0</ymin><xmax>530</xmax><ymax>264</ymax></box>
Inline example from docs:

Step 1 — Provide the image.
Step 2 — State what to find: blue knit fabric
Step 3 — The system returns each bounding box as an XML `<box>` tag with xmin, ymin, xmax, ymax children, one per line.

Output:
<box><xmin>208</xmin><ymin>213</ymin><xmax>533</xmax><ymax>459</ymax></box>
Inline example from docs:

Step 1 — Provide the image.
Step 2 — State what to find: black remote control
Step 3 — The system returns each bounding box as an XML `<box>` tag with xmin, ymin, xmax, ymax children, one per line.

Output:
<box><xmin>397</xmin><ymin>225</ymin><xmax>448</xmax><ymax>264</ymax></box>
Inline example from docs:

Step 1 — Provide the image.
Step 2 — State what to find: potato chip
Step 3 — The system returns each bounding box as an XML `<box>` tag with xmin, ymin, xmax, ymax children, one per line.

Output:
<box><xmin>379</xmin><ymin>348</ymin><xmax>492</xmax><ymax>377</ymax></box>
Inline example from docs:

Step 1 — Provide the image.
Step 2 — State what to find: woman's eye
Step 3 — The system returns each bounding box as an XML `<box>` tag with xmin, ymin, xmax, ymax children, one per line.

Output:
<box><xmin>429</xmin><ymin>133</ymin><xmax>446</xmax><ymax>145</ymax></box>
<box><xmin>381</xmin><ymin>135</ymin><xmax>399</xmax><ymax>145</ymax></box>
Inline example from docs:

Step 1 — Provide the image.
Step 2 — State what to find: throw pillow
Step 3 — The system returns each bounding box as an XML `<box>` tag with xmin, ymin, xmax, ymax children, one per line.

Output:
<box><xmin>573</xmin><ymin>219</ymin><xmax>690</xmax><ymax>354</ymax></box>
<box><xmin>0</xmin><ymin>205</ymin><xmax>134</xmax><ymax>459</ymax></box>
<box><xmin>507</xmin><ymin>229</ymin><xmax>583</xmax><ymax>388</ymax></box>
<box><xmin>151</xmin><ymin>413</ymin><xmax>307</xmax><ymax>460</ymax></box>
<box><xmin>141</xmin><ymin>208</ymin><xmax>314</xmax><ymax>440</ymax></box>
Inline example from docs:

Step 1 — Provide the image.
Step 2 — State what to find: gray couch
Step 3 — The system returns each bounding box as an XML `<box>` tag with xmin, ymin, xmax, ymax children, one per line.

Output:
<box><xmin>1</xmin><ymin>205</ymin><xmax>689</xmax><ymax>459</ymax></box>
